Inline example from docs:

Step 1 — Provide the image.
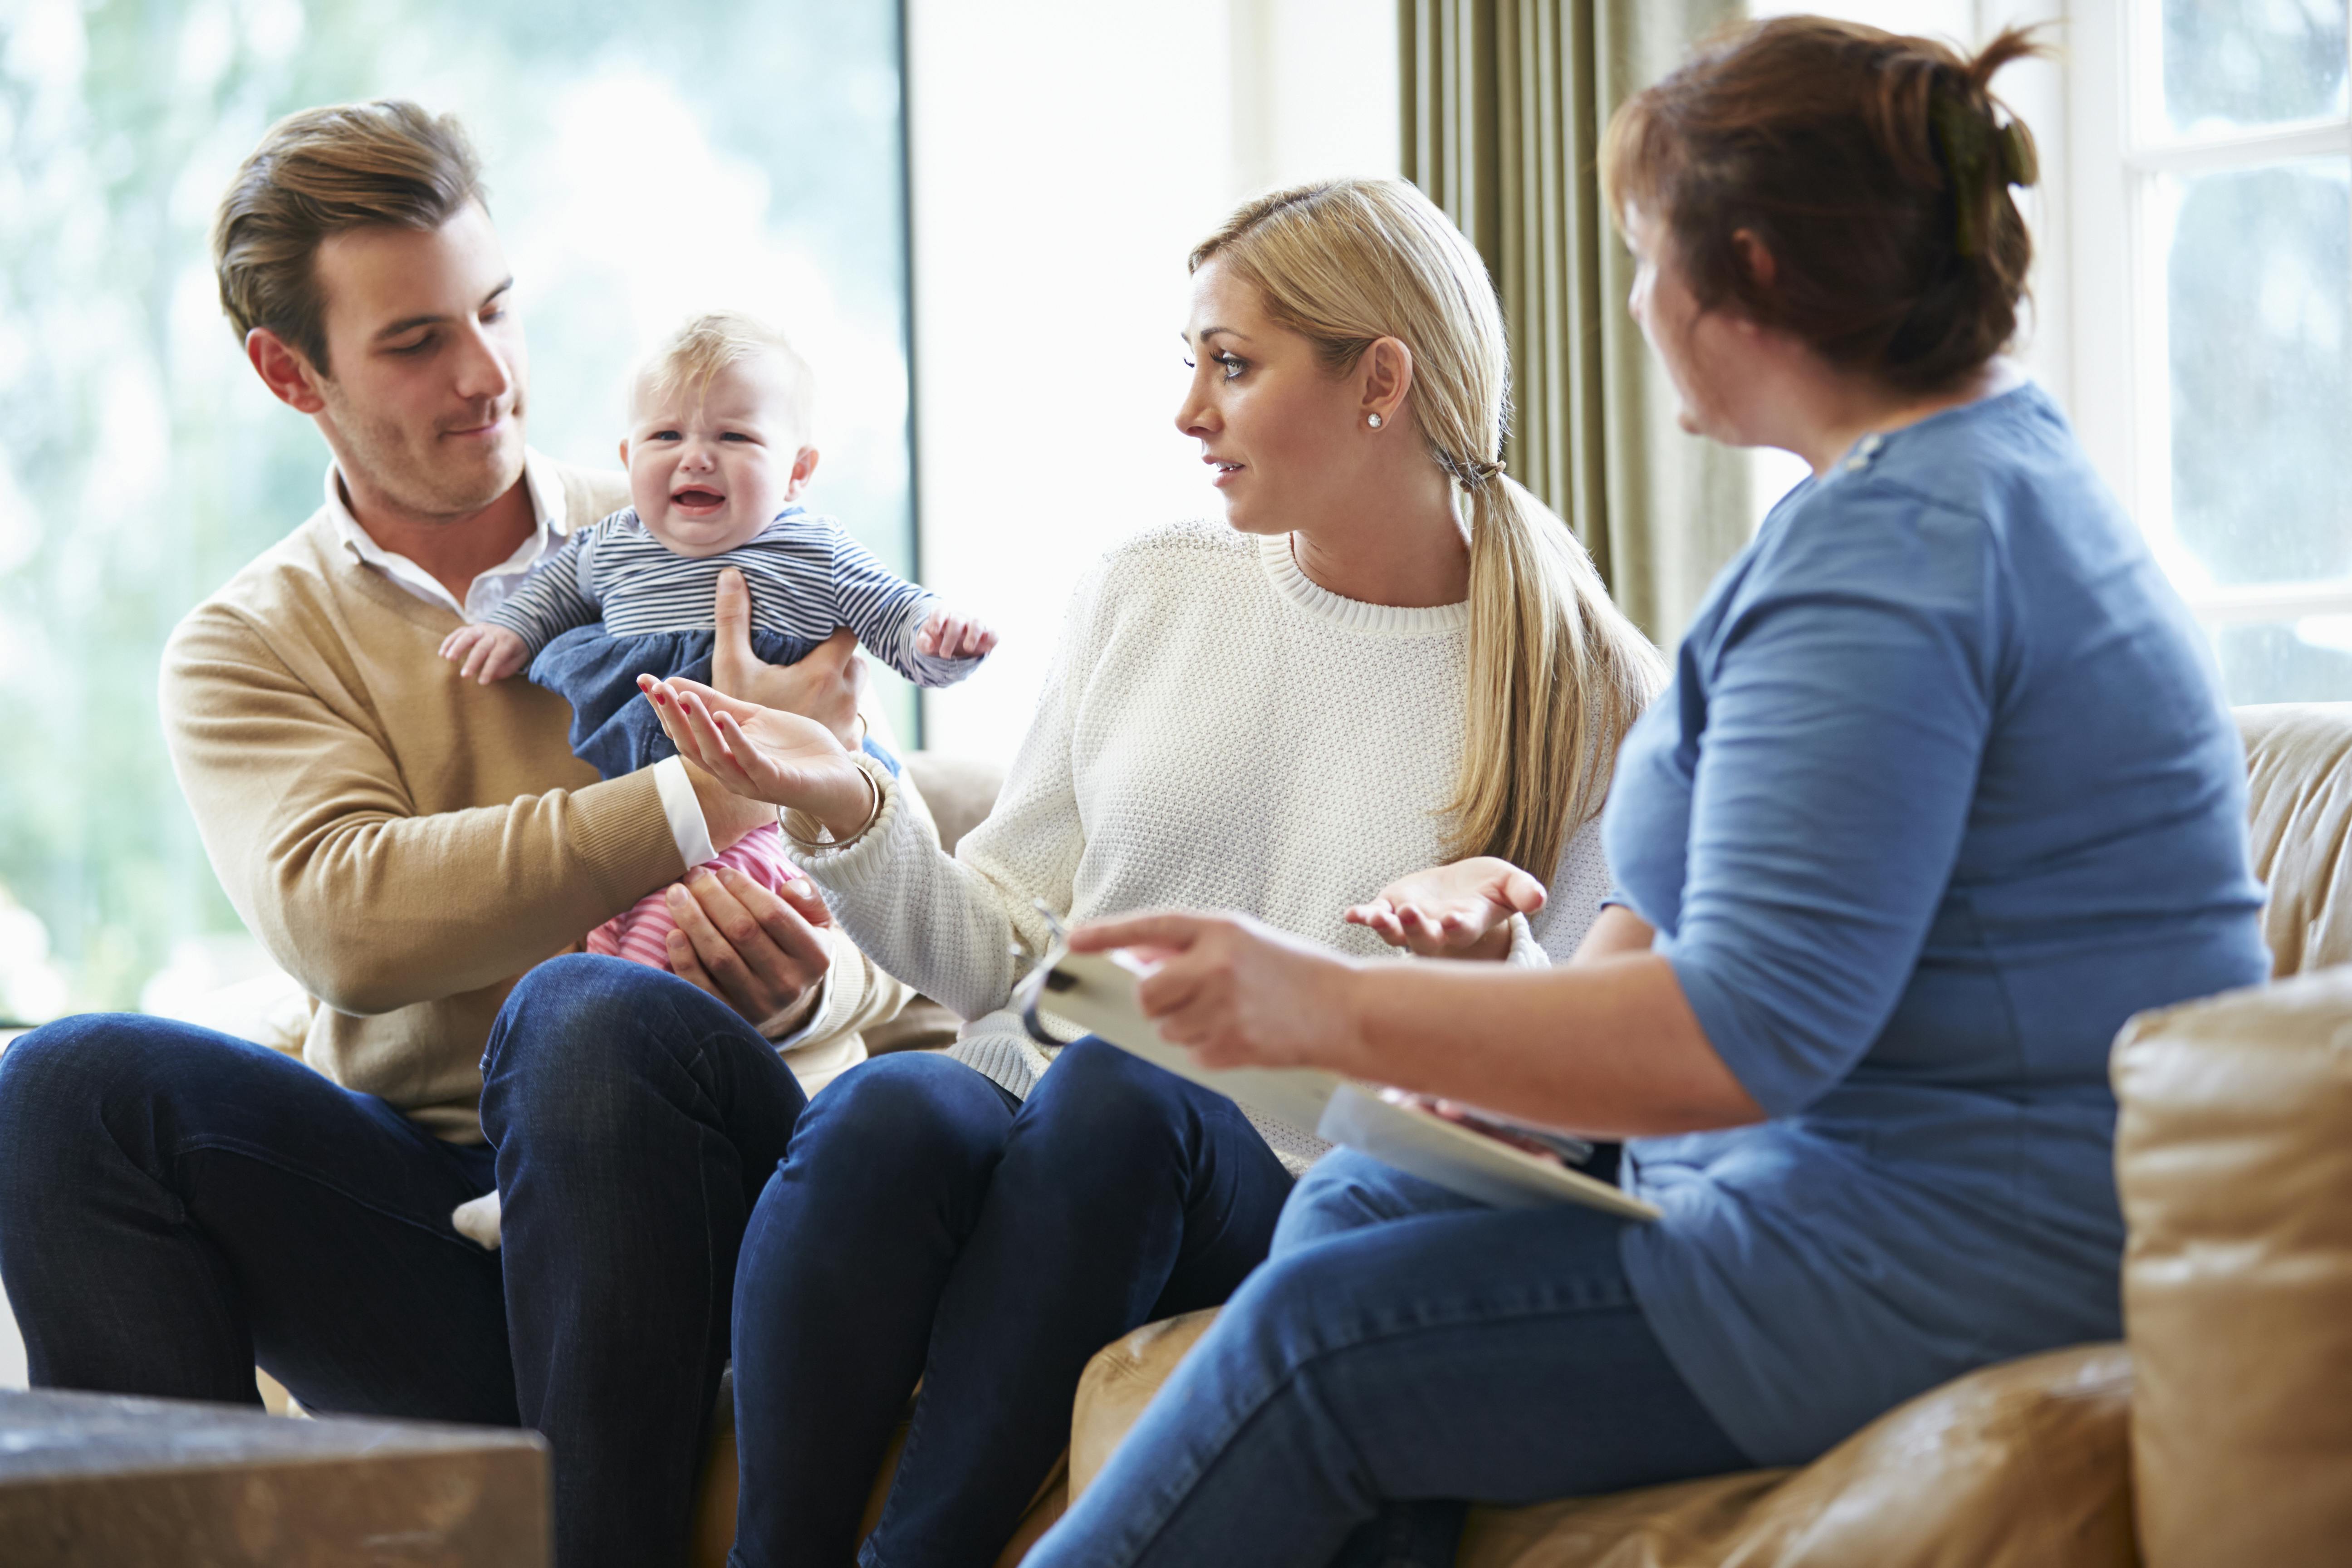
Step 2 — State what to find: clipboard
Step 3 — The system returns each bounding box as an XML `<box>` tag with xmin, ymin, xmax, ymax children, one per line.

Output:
<box><xmin>1012</xmin><ymin>935</ymin><xmax>1659</xmax><ymax>1221</ymax></box>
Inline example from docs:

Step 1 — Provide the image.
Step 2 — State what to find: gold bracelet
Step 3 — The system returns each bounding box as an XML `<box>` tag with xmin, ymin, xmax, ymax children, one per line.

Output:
<box><xmin>852</xmin><ymin>756</ymin><xmax>883</xmax><ymax>836</ymax></box>
<box><xmin>783</xmin><ymin>756</ymin><xmax>884</xmax><ymax>853</ymax></box>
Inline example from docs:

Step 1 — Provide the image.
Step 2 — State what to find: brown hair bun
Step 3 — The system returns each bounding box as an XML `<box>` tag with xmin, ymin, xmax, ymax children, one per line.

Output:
<box><xmin>1602</xmin><ymin>18</ymin><xmax>2047</xmax><ymax>393</ymax></box>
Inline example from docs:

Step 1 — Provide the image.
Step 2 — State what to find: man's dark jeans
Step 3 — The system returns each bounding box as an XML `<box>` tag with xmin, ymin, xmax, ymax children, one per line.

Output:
<box><xmin>0</xmin><ymin>954</ymin><xmax>805</xmax><ymax>1568</ymax></box>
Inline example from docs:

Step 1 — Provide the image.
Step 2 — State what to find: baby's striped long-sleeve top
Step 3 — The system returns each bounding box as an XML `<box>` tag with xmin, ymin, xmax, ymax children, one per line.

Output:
<box><xmin>485</xmin><ymin>505</ymin><xmax>979</xmax><ymax>688</ymax></box>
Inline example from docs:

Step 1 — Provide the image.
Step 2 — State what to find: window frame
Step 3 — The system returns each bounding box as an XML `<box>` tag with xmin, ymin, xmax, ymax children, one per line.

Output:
<box><xmin>2067</xmin><ymin>0</ymin><xmax>2352</xmax><ymax>629</ymax></box>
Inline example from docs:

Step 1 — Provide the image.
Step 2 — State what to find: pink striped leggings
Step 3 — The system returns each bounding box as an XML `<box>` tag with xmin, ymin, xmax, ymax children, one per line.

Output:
<box><xmin>586</xmin><ymin>823</ymin><xmax>803</xmax><ymax>970</ymax></box>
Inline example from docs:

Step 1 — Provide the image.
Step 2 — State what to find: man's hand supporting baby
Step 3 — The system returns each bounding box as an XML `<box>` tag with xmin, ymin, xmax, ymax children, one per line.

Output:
<box><xmin>677</xmin><ymin>748</ymin><xmax>829</xmax><ymax>1032</ymax></box>
<box><xmin>660</xmin><ymin>862</ymin><xmax>835</xmax><ymax>1032</ymax></box>
<box><xmin>710</xmin><ymin>568</ymin><xmax>867</xmax><ymax>748</ymax></box>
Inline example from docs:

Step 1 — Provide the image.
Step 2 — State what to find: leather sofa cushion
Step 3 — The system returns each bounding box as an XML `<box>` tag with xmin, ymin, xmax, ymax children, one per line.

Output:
<box><xmin>2237</xmin><ymin>703</ymin><xmax>2352</xmax><ymax>977</ymax></box>
<box><xmin>2114</xmin><ymin>964</ymin><xmax>2352</xmax><ymax>1568</ymax></box>
<box><xmin>1455</xmin><ymin>1345</ymin><xmax>2132</xmax><ymax>1568</ymax></box>
<box><xmin>1071</xmin><ymin>1318</ymin><xmax>2135</xmax><ymax>1568</ymax></box>
<box><xmin>902</xmin><ymin>751</ymin><xmax>1005</xmax><ymax>859</ymax></box>
<box><xmin>1069</xmin><ymin>1310</ymin><xmax>1220</xmax><ymax>1498</ymax></box>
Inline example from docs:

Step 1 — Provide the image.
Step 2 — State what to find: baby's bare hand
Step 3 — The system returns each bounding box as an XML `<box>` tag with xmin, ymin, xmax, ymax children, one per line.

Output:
<box><xmin>439</xmin><ymin>623</ymin><xmax>530</xmax><ymax>685</ymax></box>
<box><xmin>916</xmin><ymin>608</ymin><xmax>997</xmax><ymax>662</ymax></box>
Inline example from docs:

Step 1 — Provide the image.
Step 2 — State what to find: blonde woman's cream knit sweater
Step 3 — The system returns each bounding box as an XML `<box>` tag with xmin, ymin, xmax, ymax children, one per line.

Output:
<box><xmin>790</xmin><ymin>520</ymin><xmax>1614</xmax><ymax>1169</ymax></box>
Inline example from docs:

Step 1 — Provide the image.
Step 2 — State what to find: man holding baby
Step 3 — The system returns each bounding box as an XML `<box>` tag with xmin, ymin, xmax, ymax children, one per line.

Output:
<box><xmin>0</xmin><ymin>101</ymin><xmax>908</xmax><ymax>1568</ymax></box>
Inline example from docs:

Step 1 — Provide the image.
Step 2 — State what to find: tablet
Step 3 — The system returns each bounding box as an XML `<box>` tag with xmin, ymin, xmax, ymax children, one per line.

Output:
<box><xmin>1015</xmin><ymin>944</ymin><xmax>1659</xmax><ymax>1221</ymax></box>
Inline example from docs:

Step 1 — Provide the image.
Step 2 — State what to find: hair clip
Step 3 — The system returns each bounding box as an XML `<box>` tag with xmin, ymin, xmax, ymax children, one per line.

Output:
<box><xmin>1935</xmin><ymin>95</ymin><xmax>2037</xmax><ymax>258</ymax></box>
<box><xmin>1996</xmin><ymin>119</ymin><xmax>2038</xmax><ymax>189</ymax></box>
<box><xmin>1931</xmin><ymin>96</ymin><xmax>1993</xmax><ymax>258</ymax></box>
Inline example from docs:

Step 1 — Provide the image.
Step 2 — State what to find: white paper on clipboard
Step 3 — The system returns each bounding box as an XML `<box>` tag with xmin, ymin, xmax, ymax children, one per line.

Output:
<box><xmin>1016</xmin><ymin>946</ymin><xmax>1659</xmax><ymax>1221</ymax></box>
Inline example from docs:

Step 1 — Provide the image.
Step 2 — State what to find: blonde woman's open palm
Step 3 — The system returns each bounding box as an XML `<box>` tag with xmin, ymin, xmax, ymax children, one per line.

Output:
<box><xmin>638</xmin><ymin>674</ymin><xmax>875</xmax><ymax>835</ymax></box>
<box><xmin>1344</xmin><ymin>855</ymin><xmax>1547</xmax><ymax>961</ymax></box>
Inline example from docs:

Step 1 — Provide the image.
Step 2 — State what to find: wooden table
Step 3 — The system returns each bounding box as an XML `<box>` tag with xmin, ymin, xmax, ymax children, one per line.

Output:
<box><xmin>0</xmin><ymin>1387</ymin><xmax>547</xmax><ymax>1566</ymax></box>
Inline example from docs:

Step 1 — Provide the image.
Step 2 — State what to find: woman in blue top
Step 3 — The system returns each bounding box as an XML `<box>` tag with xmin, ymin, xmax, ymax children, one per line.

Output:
<box><xmin>1025</xmin><ymin>18</ymin><xmax>2271</xmax><ymax>1568</ymax></box>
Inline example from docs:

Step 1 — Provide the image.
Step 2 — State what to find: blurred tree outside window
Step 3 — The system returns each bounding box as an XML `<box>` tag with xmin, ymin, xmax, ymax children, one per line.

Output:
<box><xmin>0</xmin><ymin>0</ymin><xmax>915</xmax><ymax>1020</ymax></box>
<box><xmin>2137</xmin><ymin>0</ymin><xmax>2349</xmax><ymax>701</ymax></box>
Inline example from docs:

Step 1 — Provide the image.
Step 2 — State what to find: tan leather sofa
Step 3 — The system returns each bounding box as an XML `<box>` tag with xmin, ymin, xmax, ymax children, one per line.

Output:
<box><xmin>1055</xmin><ymin>704</ymin><xmax>2352</xmax><ymax>1568</ymax></box>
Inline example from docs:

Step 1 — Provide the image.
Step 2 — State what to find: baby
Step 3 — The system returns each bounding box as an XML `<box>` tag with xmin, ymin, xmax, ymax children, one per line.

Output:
<box><xmin>443</xmin><ymin>309</ymin><xmax>994</xmax><ymax>969</ymax></box>
<box><xmin>442</xmin><ymin>312</ymin><xmax>991</xmax><ymax>1253</ymax></box>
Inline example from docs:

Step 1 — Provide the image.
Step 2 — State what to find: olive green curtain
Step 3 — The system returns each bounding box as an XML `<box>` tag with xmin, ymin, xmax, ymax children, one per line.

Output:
<box><xmin>1401</xmin><ymin>0</ymin><xmax>1749</xmax><ymax>646</ymax></box>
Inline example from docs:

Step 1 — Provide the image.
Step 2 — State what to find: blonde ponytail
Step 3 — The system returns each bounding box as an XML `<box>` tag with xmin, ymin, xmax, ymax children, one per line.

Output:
<box><xmin>1194</xmin><ymin>180</ymin><xmax>1664</xmax><ymax>874</ymax></box>
<box><xmin>1455</xmin><ymin>475</ymin><xmax>1657</xmax><ymax>870</ymax></box>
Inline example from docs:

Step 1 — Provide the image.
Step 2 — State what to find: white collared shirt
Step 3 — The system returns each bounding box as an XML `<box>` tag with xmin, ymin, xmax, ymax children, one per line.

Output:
<box><xmin>323</xmin><ymin>451</ymin><xmax>569</xmax><ymax>623</ymax></box>
<box><xmin>322</xmin><ymin>450</ymin><xmax>716</xmax><ymax>869</ymax></box>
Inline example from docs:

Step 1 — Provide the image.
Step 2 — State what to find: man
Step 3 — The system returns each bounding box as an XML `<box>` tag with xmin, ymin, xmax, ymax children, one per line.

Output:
<box><xmin>0</xmin><ymin>101</ymin><xmax>915</xmax><ymax>1568</ymax></box>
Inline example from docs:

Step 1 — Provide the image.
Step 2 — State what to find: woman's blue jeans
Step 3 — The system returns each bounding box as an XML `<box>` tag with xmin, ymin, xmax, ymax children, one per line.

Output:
<box><xmin>1023</xmin><ymin>1147</ymin><xmax>1749</xmax><ymax>1568</ymax></box>
<box><xmin>726</xmin><ymin>1037</ymin><xmax>1294</xmax><ymax>1568</ymax></box>
<box><xmin>0</xmin><ymin>955</ymin><xmax>807</xmax><ymax>1568</ymax></box>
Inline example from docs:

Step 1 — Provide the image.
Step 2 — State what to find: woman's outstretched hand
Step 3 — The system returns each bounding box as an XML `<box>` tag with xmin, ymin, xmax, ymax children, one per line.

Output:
<box><xmin>638</xmin><ymin>674</ymin><xmax>876</xmax><ymax>839</ymax></box>
<box><xmin>1068</xmin><ymin>910</ymin><xmax>1362</xmax><ymax>1073</ymax></box>
<box><xmin>1344</xmin><ymin>856</ymin><xmax>1545</xmax><ymax>961</ymax></box>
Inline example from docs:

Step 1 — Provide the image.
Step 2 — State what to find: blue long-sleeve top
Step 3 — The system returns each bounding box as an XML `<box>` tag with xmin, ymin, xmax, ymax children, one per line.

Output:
<box><xmin>1607</xmin><ymin>381</ymin><xmax>2269</xmax><ymax>1465</ymax></box>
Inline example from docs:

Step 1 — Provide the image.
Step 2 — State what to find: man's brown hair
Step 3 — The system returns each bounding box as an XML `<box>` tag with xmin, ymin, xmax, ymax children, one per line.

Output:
<box><xmin>211</xmin><ymin>100</ymin><xmax>485</xmax><ymax>377</ymax></box>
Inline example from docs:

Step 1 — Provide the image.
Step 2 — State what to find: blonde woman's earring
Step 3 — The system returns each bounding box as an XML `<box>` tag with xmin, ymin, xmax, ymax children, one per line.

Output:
<box><xmin>1367</xmin><ymin>413</ymin><xmax>1384</xmax><ymax>429</ymax></box>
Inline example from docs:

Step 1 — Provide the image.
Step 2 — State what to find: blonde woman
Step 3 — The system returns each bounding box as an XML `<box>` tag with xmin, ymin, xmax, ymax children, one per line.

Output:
<box><xmin>642</xmin><ymin>179</ymin><xmax>1659</xmax><ymax>1566</ymax></box>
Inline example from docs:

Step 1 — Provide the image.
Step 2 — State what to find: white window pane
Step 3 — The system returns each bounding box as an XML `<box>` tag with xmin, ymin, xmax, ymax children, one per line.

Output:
<box><xmin>2165</xmin><ymin>159</ymin><xmax>2351</xmax><ymax>589</ymax></box>
<box><xmin>2212</xmin><ymin>619</ymin><xmax>2352</xmax><ymax>701</ymax></box>
<box><xmin>2161</xmin><ymin>0</ymin><xmax>2348</xmax><ymax>136</ymax></box>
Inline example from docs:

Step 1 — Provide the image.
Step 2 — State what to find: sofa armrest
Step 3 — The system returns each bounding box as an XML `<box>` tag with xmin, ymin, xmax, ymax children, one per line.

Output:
<box><xmin>2115</xmin><ymin>966</ymin><xmax>2352</xmax><ymax>1568</ymax></box>
<box><xmin>2235</xmin><ymin>703</ymin><xmax>2352</xmax><ymax>977</ymax></box>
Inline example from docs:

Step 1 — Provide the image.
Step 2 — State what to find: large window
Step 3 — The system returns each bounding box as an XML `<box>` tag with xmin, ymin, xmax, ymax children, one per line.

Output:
<box><xmin>0</xmin><ymin>0</ymin><xmax>914</xmax><ymax>1021</ymax></box>
<box><xmin>2073</xmin><ymin>0</ymin><xmax>2351</xmax><ymax>702</ymax></box>
<box><xmin>907</xmin><ymin>0</ymin><xmax>1401</xmax><ymax>762</ymax></box>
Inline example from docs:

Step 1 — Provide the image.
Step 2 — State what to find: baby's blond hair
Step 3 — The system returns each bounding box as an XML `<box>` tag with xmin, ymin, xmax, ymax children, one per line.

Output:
<box><xmin>635</xmin><ymin>310</ymin><xmax>815</xmax><ymax>429</ymax></box>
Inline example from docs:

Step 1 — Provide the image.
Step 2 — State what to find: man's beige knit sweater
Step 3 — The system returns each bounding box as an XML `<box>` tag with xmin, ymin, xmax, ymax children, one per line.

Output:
<box><xmin>160</xmin><ymin>462</ymin><xmax>906</xmax><ymax>1142</ymax></box>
